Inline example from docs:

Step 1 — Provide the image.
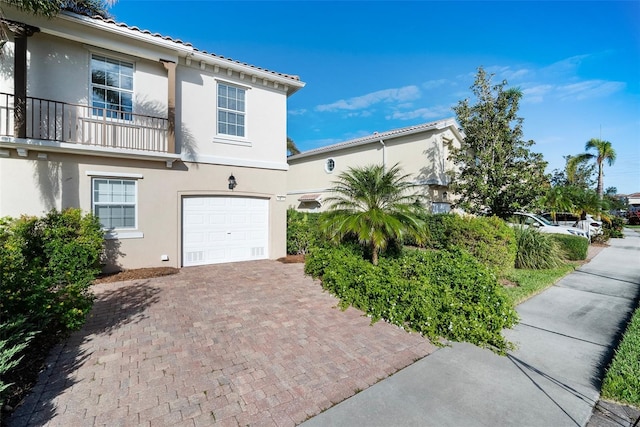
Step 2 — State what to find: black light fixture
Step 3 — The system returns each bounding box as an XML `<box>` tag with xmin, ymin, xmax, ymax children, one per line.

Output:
<box><xmin>442</xmin><ymin>191</ymin><xmax>448</xmax><ymax>201</ymax></box>
<box><xmin>228</xmin><ymin>174</ymin><xmax>237</xmax><ymax>190</ymax></box>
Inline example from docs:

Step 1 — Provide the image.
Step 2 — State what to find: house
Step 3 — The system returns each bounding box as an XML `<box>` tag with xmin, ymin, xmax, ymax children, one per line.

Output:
<box><xmin>286</xmin><ymin>118</ymin><xmax>463</xmax><ymax>213</ymax></box>
<box><xmin>0</xmin><ymin>6</ymin><xmax>305</xmax><ymax>270</ymax></box>
<box><xmin>627</xmin><ymin>192</ymin><xmax>640</xmax><ymax>211</ymax></box>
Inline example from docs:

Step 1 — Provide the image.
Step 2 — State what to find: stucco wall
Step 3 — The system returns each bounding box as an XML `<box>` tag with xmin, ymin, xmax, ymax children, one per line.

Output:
<box><xmin>1</xmin><ymin>153</ymin><xmax>287</xmax><ymax>271</ymax></box>
<box><xmin>286</xmin><ymin>127</ymin><xmax>460</xmax><ymax>211</ymax></box>
<box><xmin>177</xmin><ymin>62</ymin><xmax>287</xmax><ymax>165</ymax></box>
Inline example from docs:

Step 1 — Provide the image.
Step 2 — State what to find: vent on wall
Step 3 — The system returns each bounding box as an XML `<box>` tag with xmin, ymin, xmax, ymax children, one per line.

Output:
<box><xmin>251</xmin><ymin>247</ymin><xmax>265</xmax><ymax>257</ymax></box>
<box><xmin>186</xmin><ymin>251</ymin><xmax>204</xmax><ymax>263</ymax></box>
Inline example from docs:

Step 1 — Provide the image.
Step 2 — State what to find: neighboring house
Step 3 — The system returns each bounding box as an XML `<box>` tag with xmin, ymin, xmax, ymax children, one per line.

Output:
<box><xmin>286</xmin><ymin>118</ymin><xmax>463</xmax><ymax>213</ymax></box>
<box><xmin>627</xmin><ymin>192</ymin><xmax>640</xmax><ymax>212</ymax></box>
<box><xmin>0</xmin><ymin>6</ymin><xmax>304</xmax><ymax>270</ymax></box>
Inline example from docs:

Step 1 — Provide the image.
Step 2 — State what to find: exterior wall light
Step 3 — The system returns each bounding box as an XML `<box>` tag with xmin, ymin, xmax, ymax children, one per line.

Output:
<box><xmin>228</xmin><ymin>174</ymin><xmax>237</xmax><ymax>190</ymax></box>
<box><xmin>442</xmin><ymin>191</ymin><xmax>448</xmax><ymax>201</ymax></box>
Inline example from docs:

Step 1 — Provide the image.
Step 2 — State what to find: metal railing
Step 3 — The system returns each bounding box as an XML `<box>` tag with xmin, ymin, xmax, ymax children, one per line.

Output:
<box><xmin>0</xmin><ymin>92</ymin><xmax>169</xmax><ymax>153</ymax></box>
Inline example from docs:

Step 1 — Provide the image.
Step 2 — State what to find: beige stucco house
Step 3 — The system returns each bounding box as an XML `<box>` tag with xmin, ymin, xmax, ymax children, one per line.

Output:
<box><xmin>0</xmin><ymin>6</ymin><xmax>304</xmax><ymax>270</ymax></box>
<box><xmin>286</xmin><ymin>118</ymin><xmax>463</xmax><ymax>213</ymax></box>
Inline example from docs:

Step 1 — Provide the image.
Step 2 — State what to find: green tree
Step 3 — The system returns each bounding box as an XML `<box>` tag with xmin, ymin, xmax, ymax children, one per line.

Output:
<box><xmin>321</xmin><ymin>163</ymin><xmax>425</xmax><ymax>265</ymax></box>
<box><xmin>1</xmin><ymin>0</ymin><xmax>116</xmax><ymax>18</ymax></box>
<box><xmin>286</xmin><ymin>137</ymin><xmax>300</xmax><ymax>156</ymax></box>
<box><xmin>449</xmin><ymin>67</ymin><xmax>548</xmax><ymax>218</ymax></box>
<box><xmin>570</xmin><ymin>138</ymin><xmax>616</xmax><ymax>199</ymax></box>
<box><xmin>550</xmin><ymin>155</ymin><xmax>596</xmax><ymax>189</ymax></box>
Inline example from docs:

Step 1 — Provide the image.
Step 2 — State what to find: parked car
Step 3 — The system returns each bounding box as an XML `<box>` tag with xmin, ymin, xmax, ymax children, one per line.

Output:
<box><xmin>541</xmin><ymin>212</ymin><xmax>603</xmax><ymax>237</ymax></box>
<box><xmin>508</xmin><ymin>212</ymin><xmax>589</xmax><ymax>239</ymax></box>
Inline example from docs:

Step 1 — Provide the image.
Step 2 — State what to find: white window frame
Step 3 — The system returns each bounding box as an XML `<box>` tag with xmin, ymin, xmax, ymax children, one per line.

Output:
<box><xmin>90</xmin><ymin>54</ymin><xmax>134</xmax><ymax>121</ymax></box>
<box><xmin>216</xmin><ymin>82</ymin><xmax>247</xmax><ymax>140</ymax></box>
<box><xmin>92</xmin><ymin>177</ymin><xmax>138</xmax><ymax>232</ymax></box>
<box><xmin>325</xmin><ymin>158</ymin><xmax>336</xmax><ymax>173</ymax></box>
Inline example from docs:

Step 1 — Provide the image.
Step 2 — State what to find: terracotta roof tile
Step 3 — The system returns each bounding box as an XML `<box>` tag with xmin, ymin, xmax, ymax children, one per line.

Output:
<box><xmin>85</xmin><ymin>14</ymin><xmax>300</xmax><ymax>82</ymax></box>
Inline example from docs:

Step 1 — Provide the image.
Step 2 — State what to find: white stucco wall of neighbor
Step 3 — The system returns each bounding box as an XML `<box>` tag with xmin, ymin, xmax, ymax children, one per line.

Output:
<box><xmin>286</xmin><ymin>123</ymin><xmax>461</xmax><ymax>212</ymax></box>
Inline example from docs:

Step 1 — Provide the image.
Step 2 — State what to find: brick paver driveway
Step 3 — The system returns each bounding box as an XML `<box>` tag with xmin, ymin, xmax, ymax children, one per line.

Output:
<box><xmin>9</xmin><ymin>260</ymin><xmax>435</xmax><ymax>426</ymax></box>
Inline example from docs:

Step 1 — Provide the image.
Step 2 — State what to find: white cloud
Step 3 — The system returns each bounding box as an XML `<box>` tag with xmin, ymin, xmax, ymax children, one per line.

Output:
<box><xmin>422</xmin><ymin>79</ymin><xmax>448</xmax><ymax>90</ymax></box>
<box><xmin>288</xmin><ymin>108</ymin><xmax>307</xmax><ymax>116</ymax></box>
<box><xmin>556</xmin><ymin>80</ymin><xmax>625</xmax><ymax>101</ymax></box>
<box><xmin>522</xmin><ymin>84</ymin><xmax>554</xmax><ymax>103</ymax></box>
<box><xmin>316</xmin><ymin>85</ymin><xmax>421</xmax><ymax>112</ymax></box>
<box><xmin>387</xmin><ymin>105</ymin><xmax>452</xmax><ymax>121</ymax></box>
<box><xmin>543</xmin><ymin>54</ymin><xmax>591</xmax><ymax>75</ymax></box>
<box><xmin>485</xmin><ymin>66</ymin><xmax>531</xmax><ymax>82</ymax></box>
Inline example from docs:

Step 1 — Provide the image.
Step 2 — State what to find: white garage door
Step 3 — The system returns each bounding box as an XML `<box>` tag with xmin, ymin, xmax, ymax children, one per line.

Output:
<box><xmin>182</xmin><ymin>197</ymin><xmax>269</xmax><ymax>266</ymax></box>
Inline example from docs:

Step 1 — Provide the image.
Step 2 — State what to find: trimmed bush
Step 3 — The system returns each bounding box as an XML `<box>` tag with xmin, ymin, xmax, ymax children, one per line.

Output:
<box><xmin>550</xmin><ymin>234</ymin><xmax>588</xmax><ymax>260</ymax></box>
<box><xmin>407</xmin><ymin>214</ymin><xmax>516</xmax><ymax>276</ymax></box>
<box><xmin>513</xmin><ymin>227</ymin><xmax>563</xmax><ymax>269</ymax></box>
<box><xmin>305</xmin><ymin>244</ymin><xmax>518</xmax><ymax>353</ymax></box>
<box><xmin>286</xmin><ymin>209</ymin><xmax>322</xmax><ymax>255</ymax></box>
<box><xmin>1</xmin><ymin>209</ymin><xmax>103</xmax><ymax>332</ymax></box>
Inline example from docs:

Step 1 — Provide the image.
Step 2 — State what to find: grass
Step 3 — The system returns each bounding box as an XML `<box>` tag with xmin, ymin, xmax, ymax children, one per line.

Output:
<box><xmin>601</xmin><ymin>307</ymin><xmax>640</xmax><ymax>407</ymax></box>
<box><xmin>502</xmin><ymin>263</ymin><xmax>577</xmax><ymax>305</ymax></box>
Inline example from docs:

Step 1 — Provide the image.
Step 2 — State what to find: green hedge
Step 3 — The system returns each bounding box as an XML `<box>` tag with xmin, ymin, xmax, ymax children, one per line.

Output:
<box><xmin>407</xmin><ymin>214</ymin><xmax>516</xmax><ymax>276</ymax></box>
<box><xmin>286</xmin><ymin>209</ymin><xmax>322</xmax><ymax>255</ymax></box>
<box><xmin>550</xmin><ymin>234</ymin><xmax>589</xmax><ymax>261</ymax></box>
<box><xmin>305</xmin><ymin>244</ymin><xmax>518</xmax><ymax>353</ymax></box>
<box><xmin>0</xmin><ymin>209</ymin><xmax>104</xmax><ymax>408</ymax></box>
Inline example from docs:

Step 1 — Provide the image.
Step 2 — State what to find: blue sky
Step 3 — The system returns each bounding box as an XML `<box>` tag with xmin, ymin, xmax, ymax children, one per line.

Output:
<box><xmin>109</xmin><ymin>1</ymin><xmax>640</xmax><ymax>195</ymax></box>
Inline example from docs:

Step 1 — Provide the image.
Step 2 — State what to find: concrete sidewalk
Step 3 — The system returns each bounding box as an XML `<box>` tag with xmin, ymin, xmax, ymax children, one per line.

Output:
<box><xmin>302</xmin><ymin>230</ymin><xmax>640</xmax><ymax>427</ymax></box>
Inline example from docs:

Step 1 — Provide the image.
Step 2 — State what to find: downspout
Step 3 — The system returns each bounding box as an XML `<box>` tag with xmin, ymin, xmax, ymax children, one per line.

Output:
<box><xmin>379</xmin><ymin>139</ymin><xmax>386</xmax><ymax>171</ymax></box>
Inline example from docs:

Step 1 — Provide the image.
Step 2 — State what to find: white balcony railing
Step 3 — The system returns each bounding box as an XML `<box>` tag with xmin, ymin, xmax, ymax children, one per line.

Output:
<box><xmin>0</xmin><ymin>92</ymin><xmax>169</xmax><ymax>153</ymax></box>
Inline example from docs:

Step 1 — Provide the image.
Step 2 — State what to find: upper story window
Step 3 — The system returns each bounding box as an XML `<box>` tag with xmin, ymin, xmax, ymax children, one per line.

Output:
<box><xmin>92</xmin><ymin>178</ymin><xmax>137</xmax><ymax>229</ymax></box>
<box><xmin>217</xmin><ymin>83</ymin><xmax>245</xmax><ymax>137</ymax></box>
<box><xmin>91</xmin><ymin>54</ymin><xmax>134</xmax><ymax>120</ymax></box>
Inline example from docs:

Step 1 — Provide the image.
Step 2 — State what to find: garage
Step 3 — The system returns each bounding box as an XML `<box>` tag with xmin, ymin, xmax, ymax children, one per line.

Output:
<box><xmin>182</xmin><ymin>196</ymin><xmax>269</xmax><ymax>266</ymax></box>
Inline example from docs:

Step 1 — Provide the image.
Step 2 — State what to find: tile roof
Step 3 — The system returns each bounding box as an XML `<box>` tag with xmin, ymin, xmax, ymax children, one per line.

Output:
<box><xmin>288</xmin><ymin>117</ymin><xmax>460</xmax><ymax>160</ymax></box>
<box><xmin>82</xmin><ymin>14</ymin><xmax>301</xmax><ymax>82</ymax></box>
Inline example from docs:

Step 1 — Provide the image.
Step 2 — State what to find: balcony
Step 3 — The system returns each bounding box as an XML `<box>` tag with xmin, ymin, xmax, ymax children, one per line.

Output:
<box><xmin>0</xmin><ymin>93</ymin><xmax>177</xmax><ymax>162</ymax></box>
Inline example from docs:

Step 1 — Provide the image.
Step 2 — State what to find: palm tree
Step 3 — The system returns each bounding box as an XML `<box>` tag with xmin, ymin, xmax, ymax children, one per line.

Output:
<box><xmin>321</xmin><ymin>163</ymin><xmax>425</xmax><ymax>265</ymax></box>
<box><xmin>286</xmin><ymin>137</ymin><xmax>300</xmax><ymax>156</ymax></box>
<box><xmin>570</xmin><ymin>138</ymin><xmax>616</xmax><ymax>199</ymax></box>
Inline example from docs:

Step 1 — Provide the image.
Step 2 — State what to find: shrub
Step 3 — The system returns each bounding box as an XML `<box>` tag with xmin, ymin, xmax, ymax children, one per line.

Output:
<box><xmin>305</xmin><ymin>245</ymin><xmax>518</xmax><ymax>353</ymax></box>
<box><xmin>286</xmin><ymin>209</ymin><xmax>322</xmax><ymax>255</ymax></box>
<box><xmin>407</xmin><ymin>214</ymin><xmax>516</xmax><ymax>276</ymax></box>
<box><xmin>0</xmin><ymin>318</ymin><xmax>37</xmax><ymax>409</ymax></box>
<box><xmin>550</xmin><ymin>234</ymin><xmax>589</xmax><ymax>261</ymax></box>
<box><xmin>513</xmin><ymin>227</ymin><xmax>563</xmax><ymax>269</ymax></box>
<box><xmin>0</xmin><ymin>209</ymin><xmax>104</xmax><ymax>333</ymax></box>
<box><xmin>603</xmin><ymin>216</ymin><xmax>624</xmax><ymax>239</ymax></box>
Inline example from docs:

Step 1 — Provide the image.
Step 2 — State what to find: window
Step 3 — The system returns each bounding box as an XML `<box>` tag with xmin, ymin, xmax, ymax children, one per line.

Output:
<box><xmin>217</xmin><ymin>83</ymin><xmax>245</xmax><ymax>137</ymax></box>
<box><xmin>91</xmin><ymin>54</ymin><xmax>133</xmax><ymax>120</ymax></box>
<box><xmin>325</xmin><ymin>158</ymin><xmax>335</xmax><ymax>173</ymax></box>
<box><xmin>92</xmin><ymin>178</ymin><xmax>137</xmax><ymax>229</ymax></box>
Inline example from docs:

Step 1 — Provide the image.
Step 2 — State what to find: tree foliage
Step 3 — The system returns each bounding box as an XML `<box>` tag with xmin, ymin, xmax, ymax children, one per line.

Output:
<box><xmin>286</xmin><ymin>136</ymin><xmax>300</xmax><ymax>156</ymax></box>
<box><xmin>321</xmin><ymin>163</ymin><xmax>425</xmax><ymax>265</ymax></box>
<box><xmin>449</xmin><ymin>67</ymin><xmax>548</xmax><ymax>218</ymax></box>
<box><xmin>550</xmin><ymin>155</ymin><xmax>596</xmax><ymax>190</ymax></box>
<box><xmin>570</xmin><ymin>138</ymin><xmax>616</xmax><ymax>199</ymax></box>
<box><xmin>1</xmin><ymin>0</ymin><xmax>116</xmax><ymax>18</ymax></box>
